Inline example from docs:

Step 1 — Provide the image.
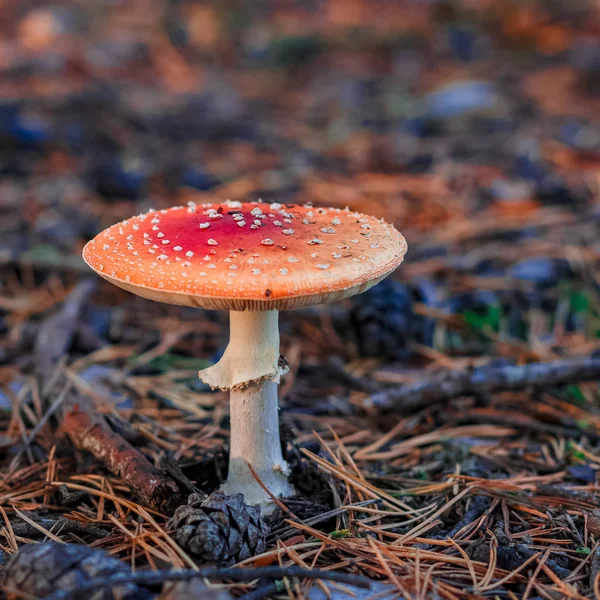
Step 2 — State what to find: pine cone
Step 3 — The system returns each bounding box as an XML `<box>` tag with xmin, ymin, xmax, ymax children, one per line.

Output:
<box><xmin>169</xmin><ymin>492</ymin><xmax>268</xmax><ymax>564</ymax></box>
<box><xmin>3</xmin><ymin>543</ymin><xmax>149</xmax><ymax>600</ymax></box>
<box><xmin>349</xmin><ymin>278</ymin><xmax>414</xmax><ymax>360</ymax></box>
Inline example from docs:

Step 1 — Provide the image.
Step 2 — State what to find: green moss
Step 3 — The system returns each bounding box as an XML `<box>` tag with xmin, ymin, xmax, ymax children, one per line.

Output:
<box><xmin>268</xmin><ymin>36</ymin><xmax>322</xmax><ymax>68</ymax></box>
<box><xmin>330</xmin><ymin>529</ymin><xmax>352</xmax><ymax>539</ymax></box>
<box><xmin>463</xmin><ymin>304</ymin><xmax>503</xmax><ymax>335</ymax></box>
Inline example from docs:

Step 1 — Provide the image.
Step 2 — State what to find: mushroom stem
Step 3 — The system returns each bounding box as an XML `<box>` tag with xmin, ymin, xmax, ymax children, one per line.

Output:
<box><xmin>208</xmin><ymin>310</ymin><xmax>294</xmax><ymax>510</ymax></box>
<box><xmin>199</xmin><ymin>310</ymin><xmax>286</xmax><ymax>390</ymax></box>
<box><xmin>222</xmin><ymin>378</ymin><xmax>294</xmax><ymax>508</ymax></box>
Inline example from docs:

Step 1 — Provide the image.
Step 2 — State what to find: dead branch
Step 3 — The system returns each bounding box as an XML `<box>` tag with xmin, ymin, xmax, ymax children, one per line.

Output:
<box><xmin>10</xmin><ymin>517</ymin><xmax>109</xmax><ymax>540</ymax></box>
<box><xmin>63</xmin><ymin>399</ymin><xmax>183</xmax><ymax>513</ymax></box>
<box><xmin>363</xmin><ymin>355</ymin><xmax>600</xmax><ymax>412</ymax></box>
<box><xmin>160</xmin><ymin>453</ymin><xmax>205</xmax><ymax>497</ymax></box>
<box><xmin>34</xmin><ymin>279</ymin><xmax>96</xmax><ymax>383</ymax></box>
<box><xmin>44</xmin><ymin>564</ymin><xmax>371</xmax><ymax>600</ymax></box>
<box><xmin>535</xmin><ymin>484</ymin><xmax>599</xmax><ymax>507</ymax></box>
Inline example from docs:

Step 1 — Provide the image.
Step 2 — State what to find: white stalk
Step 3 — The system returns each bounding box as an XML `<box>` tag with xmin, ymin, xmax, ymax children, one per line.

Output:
<box><xmin>199</xmin><ymin>311</ymin><xmax>294</xmax><ymax>511</ymax></box>
<box><xmin>199</xmin><ymin>310</ymin><xmax>286</xmax><ymax>390</ymax></box>
<box><xmin>221</xmin><ymin>378</ymin><xmax>294</xmax><ymax>508</ymax></box>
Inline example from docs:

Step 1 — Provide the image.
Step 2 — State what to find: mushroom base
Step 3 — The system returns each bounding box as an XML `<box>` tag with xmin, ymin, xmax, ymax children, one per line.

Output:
<box><xmin>221</xmin><ymin>380</ymin><xmax>295</xmax><ymax>511</ymax></box>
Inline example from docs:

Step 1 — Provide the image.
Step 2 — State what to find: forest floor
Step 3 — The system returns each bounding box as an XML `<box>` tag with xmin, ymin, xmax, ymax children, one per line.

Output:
<box><xmin>2</xmin><ymin>0</ymin><xmax>600</xmax><ymax>598</ymax></box>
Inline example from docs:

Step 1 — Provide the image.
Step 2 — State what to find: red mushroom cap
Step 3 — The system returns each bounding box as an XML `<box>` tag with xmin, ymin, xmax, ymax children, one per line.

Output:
<box><xmin>83</xmin><ymin>201</ymin><xmax>407</xmax><ymax>310</ymax></box>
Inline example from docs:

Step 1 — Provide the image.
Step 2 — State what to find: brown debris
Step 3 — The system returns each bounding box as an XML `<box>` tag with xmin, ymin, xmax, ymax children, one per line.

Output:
<box><xmin>364</xmin><ymin>355</ymin><xmax>600</xmax><ymax>412</ymax></box>
<box><xmin>588</xmin><ymin>510</ymin><xmax>600</xmax><ymax>537</ymax></box>
<box><xmin>62</xmin><ymin>399</ymin><xmax>182</xmax><ymax>513</ymax></box>
<box><xmin>4</xmin><ymin>0</ymin><xmax>600</xmax><ymax>597</ymax></box>
<box><xmin>34</xmin><ymin>279</ymin><xmax>96</xmax><ymax>383</ymax></box>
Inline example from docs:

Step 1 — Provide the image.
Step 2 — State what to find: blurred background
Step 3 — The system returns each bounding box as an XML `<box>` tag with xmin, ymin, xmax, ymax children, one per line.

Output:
<box><xmin>4</xmin><ymin>2</ymin><xmax>600</xmax><ymax>594</ymax></box>
<box><xmin>2</xmin><ymin>0</ymin><xmax>600</xmax><ymax>386</ymax></box>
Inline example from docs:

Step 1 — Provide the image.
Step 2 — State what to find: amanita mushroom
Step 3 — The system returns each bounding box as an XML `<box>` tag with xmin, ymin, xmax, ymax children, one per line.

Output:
<box><xmin>83</xmin><ymin>201</ymin><xmax>407</xmax><ymax>510</ymax></box>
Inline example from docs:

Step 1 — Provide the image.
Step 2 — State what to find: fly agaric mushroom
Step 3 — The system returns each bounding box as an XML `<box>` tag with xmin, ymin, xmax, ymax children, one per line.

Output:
<box><xmin>83</xmin><ymin>201</ymin><xmax>407</xmax><ymax>510</ymax></box>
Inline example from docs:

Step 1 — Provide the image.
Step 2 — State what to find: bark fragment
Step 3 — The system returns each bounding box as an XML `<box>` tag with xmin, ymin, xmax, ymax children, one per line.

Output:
<box><xmin>63</xmin><ymin>400</ymin><xmax>182</xmax><ymax>513</ymax></box>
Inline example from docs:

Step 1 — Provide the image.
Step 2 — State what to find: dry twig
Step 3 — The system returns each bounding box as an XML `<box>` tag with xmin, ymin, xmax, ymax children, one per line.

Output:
<box><xmin>62</xmin><ymin>399</ymin><xmax>182</xmax><ymax>512</ymax></box>
<box><xmin>364</xmin><ymin>356</ymin><xmax>600</xmax><ymax>412</ymax></box>
<box><xmin>44</xmin><ymin>565</ymin><xmax>371</xmax><ymax>600</ymax></box>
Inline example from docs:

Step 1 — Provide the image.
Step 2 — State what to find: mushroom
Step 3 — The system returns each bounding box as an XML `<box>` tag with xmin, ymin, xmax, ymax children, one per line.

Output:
<box><xmin>83</xmin><ymin>201</ymin><xmax>407</xmax><ymax>511</ymax></box>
